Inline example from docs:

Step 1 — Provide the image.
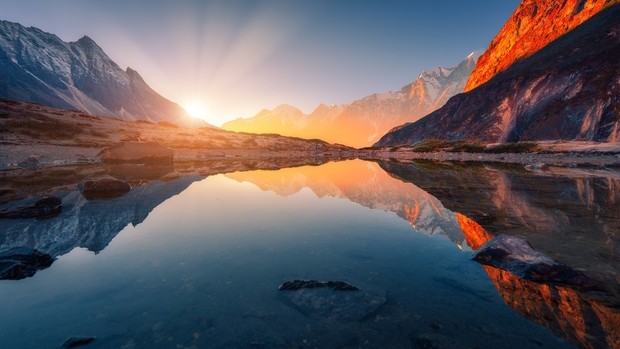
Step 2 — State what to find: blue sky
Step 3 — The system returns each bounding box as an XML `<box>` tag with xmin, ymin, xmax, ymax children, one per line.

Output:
<box><xmin>1</xmin><ymin>0</ymin><xmax>519</xmax><ymax>124</ymax></box>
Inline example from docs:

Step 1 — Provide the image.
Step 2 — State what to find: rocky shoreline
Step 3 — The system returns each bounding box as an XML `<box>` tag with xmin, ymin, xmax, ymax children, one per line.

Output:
<box><xmin>358</xmin><ymin>148</ymin><xmax>620</xmax><ymax>169</ymax></box>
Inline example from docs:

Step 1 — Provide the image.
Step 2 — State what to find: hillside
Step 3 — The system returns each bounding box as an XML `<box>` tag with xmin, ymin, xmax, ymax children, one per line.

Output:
<box><xmin>0</xmin><ymin>20</ymin><xmax>199</xmax><ymax>127</ymax></box>
<box><xmin>376</xmin><ymin>3</ymin><xmax>620</xmax><ymax>146</ymax></box>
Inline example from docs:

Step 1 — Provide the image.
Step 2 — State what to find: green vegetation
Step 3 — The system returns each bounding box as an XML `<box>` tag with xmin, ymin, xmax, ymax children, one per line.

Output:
<box><xmin>396</xmin><ymin>139</ymin><xmax>539</xmax><ymax>153</ymax></box>
<box><xmin>484</xmin><ymin>142</ymin><xmax>539</xmax><ymax>153</ymax></box>
<box><xmin>408</xmin><ymin>139</ymin><xmax>486</xmax><ymax>153</ymax></box>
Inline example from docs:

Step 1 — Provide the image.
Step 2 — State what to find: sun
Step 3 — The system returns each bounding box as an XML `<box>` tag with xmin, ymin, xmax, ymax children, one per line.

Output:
<box><xmin>182</xmin><ymin>100</ymin><xmax>208</xmax><ymax>120</ymax></box>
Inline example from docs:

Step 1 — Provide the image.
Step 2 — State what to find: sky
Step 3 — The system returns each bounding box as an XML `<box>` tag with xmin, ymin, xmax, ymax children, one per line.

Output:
<box><xmin>1</xmin><ymin>0</ymin><xmax>519</xmax><ymax>125</ymax></box>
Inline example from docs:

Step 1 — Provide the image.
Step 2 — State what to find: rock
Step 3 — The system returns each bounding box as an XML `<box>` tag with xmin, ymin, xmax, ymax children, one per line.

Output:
<box><xmin>61</xmin><ymin>336</ymin><xmax>96</xmax><ymax>348</ymax></box>
<box><xmin>78</xmin><ymin>178</ymin><xmax>131</xmax><ymax>200</ymax></box>
<box><xmin>0</xmin><ymin>247</ymin><xmax>54</xmax><ymax>280</ymax></box>
<box><xmin>17</xmin><ymin>155</ymin><xmax>40</xmax><ymax>169</ymax></box>
<box><xmin>98</xmin><ymin>142</ymin><xmax>173</xmax><ymax>164</ymax></box>
<box><xmin>0</xmin><ymin>196</ymin><xmax>62</xmax><ymax>219</ymax></box>
<box><xmin>279</xmin><ymin>280</ymin><xmax>359</xmax><ymax>291</ymax></box>
<box><xmin>524</xmin><ymin>163</ymin><xmax>548</xmax><ymax>171</ymax></box>
<box><xmin>278</xmin><ymin>280</ymin><xmax>385</xmax><ymax>321</ymax></box>
<box><xmin>471</xmin><ymin>234</ymin><xmax>591</xmax><ymax>286</ymax></box>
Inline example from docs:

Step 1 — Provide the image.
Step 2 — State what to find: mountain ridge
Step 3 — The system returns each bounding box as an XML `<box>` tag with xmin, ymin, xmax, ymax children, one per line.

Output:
<box><xmin>0</xmin><ymin>20</ymin><xmax>201</xmax><ymax>127</ymax></box>
<box><xmin>223</xmin><ymin>52</ymin><xmax>480</xmax><ymax>148</ymax></box>
<box><xmin>376</xmin><ymin>3</ymin><xmax>620</xmax><ymax>146</ymax></box>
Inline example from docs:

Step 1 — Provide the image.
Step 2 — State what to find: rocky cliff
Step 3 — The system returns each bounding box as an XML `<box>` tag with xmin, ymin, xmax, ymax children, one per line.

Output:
<box><xmin>466</xmin><ymin>0</ymin><xmax>618</xmax><ymax>91</ymax></box>
<box><xmin>376</xmin><ymin>4</ymin><xmax>620</xmax><ymax>146</ymax></box>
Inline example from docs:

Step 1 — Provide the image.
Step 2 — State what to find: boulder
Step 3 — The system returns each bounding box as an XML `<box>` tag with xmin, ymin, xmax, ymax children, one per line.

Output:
<box><xmin>278</xmin><ymin>280</ymin><xmax>386</xmax><ymax>321</ymax></box>
<box><xmin>471</xmin><ymin>234</ymin><xmax>591</xmax><ymax>286</ymax></box>
<box><xmin>98</xmin><ymin>142</ymin><xmax>173</xmax><ymax>164</ymax></box>
<box><xmin>61</xmin><ymin>336</ymin><xmax>96</xmax><ymax>348</ymax></box>
<box><xmin>279</xmin><ymin>280</ymin><xmax>359</xmax><ymax>291</ymax></box>
<box><xmin>17</xmin><ymin>155</ymin><xmax>40</xmax><ymax>169</ymax></box>
<box><xmin>0</xmin><ymin>196</ymin><xmax>62</xmax><ymax>219</ymax></box>
<box><xmin>0</xmin><ymin>247</ymin><xmax>54</xmax><ymax>280</ymax></box>
<box><xmin>78</xmin><ymin>178</ymin><xmax>130</xmax><ymax>200</ymax></box>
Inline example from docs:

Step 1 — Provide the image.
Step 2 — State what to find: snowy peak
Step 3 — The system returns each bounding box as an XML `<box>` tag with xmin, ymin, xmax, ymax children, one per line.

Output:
<box><xmin>376</xmin><ymin>4</ymin><xmax>620</xmax><ymax>146</ymax></box>
<box><xmin>223</xmin><ymin>52</ymin><xmax>479</xmax><ymax>148</ymax></box>
<box><xmin>0</xmin><ymin>20</ymin><xmax>194</xmax><ymax>126</ymax></box>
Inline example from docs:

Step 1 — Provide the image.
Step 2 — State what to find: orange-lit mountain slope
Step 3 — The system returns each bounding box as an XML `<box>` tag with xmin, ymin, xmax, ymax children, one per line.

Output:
<box><xmin>376</xmin><ymin>3</ymin><xmax>620</xmax><ymax>145</ymax></box>
<box><xmin>465</xmin><ymin>0</ymin><xmax>619</xmax><ymax>91</ymax></box>
<box><xmin>223</xmin><ymin>53</ymin><xmax>479</xmax><ymax>148</ymax></box>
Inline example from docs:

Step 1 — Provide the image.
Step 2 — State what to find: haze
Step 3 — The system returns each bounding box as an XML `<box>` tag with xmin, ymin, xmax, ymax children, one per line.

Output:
<box><xmin>1</xmin><ymin>0</ymin><xmax>519</xmax><ymax>125</ymax></box>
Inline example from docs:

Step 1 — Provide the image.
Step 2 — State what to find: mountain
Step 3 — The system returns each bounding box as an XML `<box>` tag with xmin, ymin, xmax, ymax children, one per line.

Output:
<box><xmin>0</xmin><ymin>20</ymin><xmax>199</xmax><ymax>126</ymax></box>
<box><xmin>466</xmin><ymin>0</ymin><xmax>619</xmax><ymax>91</ymax></box>
<box><xmin>376</xmin><ymin>3</ymin><xmax>620</xmax><ymax>146</ymax></box>
<box><xmin>223</xmin><ymin>53</ymin><xmax>480</xmax><ymax>148</ymax></box>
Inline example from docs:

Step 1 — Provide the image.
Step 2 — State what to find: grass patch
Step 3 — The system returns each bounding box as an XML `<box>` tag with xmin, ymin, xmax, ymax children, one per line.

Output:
<box><xmin>485</xmin><ymin>142</ymin><xmax>539</xmax><ymax>153</ymax></box>
<box><xmin>2</xmin><ymin>114</ymin><xmax>84</xmax><ymax>140</ymax></box>
<box><xmin>409</xmin><ymin>139</ymin><xmax>486</xmax><ymax>153</ymax></box>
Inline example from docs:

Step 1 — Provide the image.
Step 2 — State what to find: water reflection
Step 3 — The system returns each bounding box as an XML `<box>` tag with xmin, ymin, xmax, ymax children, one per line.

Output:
<box><xmin>0</xmin><ymin>159</ymin><xmax>618</xmax><ymax>348</ymax></box>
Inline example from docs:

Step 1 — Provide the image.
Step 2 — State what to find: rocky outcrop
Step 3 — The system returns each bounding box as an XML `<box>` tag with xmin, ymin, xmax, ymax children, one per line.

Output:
<box><xmin>0</xmin><ymin>247</ymin><xmax>54</xmax><ymax>280</ymax></box>
<box><xmin>472</xmin><ymin>234</ymin><xmax>591</xmax><ymax>285</ymax></box>
<box><xmin>466</xmin><ymin>0</ymin><xmax>619</xmax><ymax>91</ymax></box>
<box><xmin>0</xmin><ymin>196</ymin><xmax>62</xmax><ymax>219</ymax></box>
<box><xmin>98</xmin><ymin>142</ymin><xmax>173</xmax><ymax>164</ymax></box>
<box><xmin>376</xmin><ymin>3</ymin><xmax>620</xmax><ymax>146</ymax></box>
<box><xmin>78</xmin><ymin>178</ymin><xmax>131</xmax><ymax>200</ymax></box>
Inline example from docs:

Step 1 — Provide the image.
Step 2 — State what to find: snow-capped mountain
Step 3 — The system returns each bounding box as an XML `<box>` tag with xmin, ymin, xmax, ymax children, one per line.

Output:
<box><xmin>0</xmin><ymin>20</ymin><xmax>198</xmax><ymax>126</ymax></box>
<box><xmin>222</xmin><ymin>52</ymin><xmax>480</xmax><ymax>148</ymax></box>
<box><xmin>376</xmin><ymin>3</ymin><xmax>620</xmax><ymax>146</ymax></box>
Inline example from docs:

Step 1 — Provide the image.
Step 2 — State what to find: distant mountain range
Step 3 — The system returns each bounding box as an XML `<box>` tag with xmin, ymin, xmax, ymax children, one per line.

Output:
<box><xmin>0</xmin><ymin>20</ymin><xmax>201</xmax><ymax>127</ymax></box>
<box><xmin>223</xmin><ymin>52</ymin><xmax>480</xmax><ymax>148</ymax></box>
<box><xmin>377</xmin><ymin>1</ymin><xmax>620</xmax><ymax>146</ymax></box>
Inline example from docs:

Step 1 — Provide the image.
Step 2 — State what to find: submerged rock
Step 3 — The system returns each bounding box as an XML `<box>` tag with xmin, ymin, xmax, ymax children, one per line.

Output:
<box><xmin>98</xmin><ymin>141</ymin><xmax>173</xmax><ymax>164</ymax></box>
<box><xmin>0</xmin><ymin>196</ymin><xmax>62</xmax><ymax>219</ymax></box>
<box><xmin>278</xmin><ymin>280</ymin><xmax>385</xmax><ymax>321</ymax></box>
<box><xmin>78</xmin><ymin>178</ymin><xmax>131</xmax><ymax>200</ymax></box>
<box><xmin>279</xmin><ymin>279</ymin><xmax>359</xmax><ymax>291</ymax></box>
<box><xmin>0</xmin><ymin>247</ymin><xmax>54</xmax><ymax>280</ymax></box>
<box><xmin>471</xmin><ymin>234</ymin><xmax>591</xmax><ymax>286</ymax></box>
<box><xmin>61</xmin><ymin>336</ymin><xmax>96</xmax><ymax>348</ymax></box>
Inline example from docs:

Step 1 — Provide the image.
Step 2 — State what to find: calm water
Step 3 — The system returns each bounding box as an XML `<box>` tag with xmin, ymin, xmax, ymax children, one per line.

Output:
<box><xmin>1</xmin><ymin>159</ymin><xmax>618</xmax><ymax>349</ymax></box>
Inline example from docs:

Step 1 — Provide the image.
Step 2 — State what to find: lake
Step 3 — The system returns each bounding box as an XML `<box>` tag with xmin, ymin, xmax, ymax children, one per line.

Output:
<box><xmin>0</xmin><ymin>159</ymin><xmax>618</xmax><ymax>349</ymax></box>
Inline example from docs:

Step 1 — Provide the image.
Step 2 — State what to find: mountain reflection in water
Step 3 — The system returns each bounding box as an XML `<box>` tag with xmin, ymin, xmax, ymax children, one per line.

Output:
<box><xmin>0</xmin><ymin>158</ymin><xmax>618</xmax><ymax>348</ymax></box>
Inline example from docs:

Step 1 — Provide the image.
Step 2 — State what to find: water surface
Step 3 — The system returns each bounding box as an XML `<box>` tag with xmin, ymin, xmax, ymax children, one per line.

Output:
<box><xmin>1</xmin><ymin>159</ymin><xmax>618</xmax><ymax>348</ymax></box>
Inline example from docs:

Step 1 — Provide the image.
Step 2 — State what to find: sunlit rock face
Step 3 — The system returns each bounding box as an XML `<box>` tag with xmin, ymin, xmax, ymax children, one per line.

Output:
<box><xmin>223</xmin><ymin>53</ymin><xmax>479</xmax><ymax>148</ymax></box>
<box><xmin>376</xmin><ymin>4</ymin><xmax>620</xmax><ymax>146</ymax></box>
<box><xmin>465</xmin><ymin>0</ymin><xmax>619</xmax><ymax>92</ymax></box>
<box><xmin>0</xmin><ymin>20</ymin><xmax>198</xmax><ymax>127</ymax></box>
